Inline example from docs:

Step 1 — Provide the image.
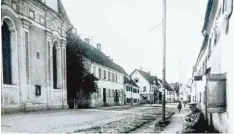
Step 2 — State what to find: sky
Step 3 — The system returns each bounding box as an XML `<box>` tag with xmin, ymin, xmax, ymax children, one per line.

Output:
<box><xmin>62</xmin><ymin>0</ymin><xmax>207</xmax><ymax>84</ymax></box>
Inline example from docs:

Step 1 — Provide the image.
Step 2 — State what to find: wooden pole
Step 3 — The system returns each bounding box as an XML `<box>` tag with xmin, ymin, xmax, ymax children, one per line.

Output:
<box><xmin>162</xmin><ymin>0</ymin><xmax>167</xmax><ymax>123</ymax></box>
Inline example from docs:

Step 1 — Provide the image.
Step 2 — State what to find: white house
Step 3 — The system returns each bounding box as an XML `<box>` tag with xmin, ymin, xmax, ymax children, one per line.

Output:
<box><xmin>1</xmin><ymin>0</ymin><xmax>72</xmax><ymax>114</ymax></box>
<box><xmin>79</xmin><ymin>42</ymin><xmax>127</xmax><ymax>107</ymax></box>
<box><xmin>190</xmin><ymin>0</ymin><xmax>234</xmax><ymax>133</ymax></box>
<box><xmin>124</xmin><ymin>76</ymin><xmax>140</xmax><ymax>105</ymax></box>
<box><xmin>130</xmin><ymin>69</ymin><xmax>158</xmax><ymax>104</ymax></box>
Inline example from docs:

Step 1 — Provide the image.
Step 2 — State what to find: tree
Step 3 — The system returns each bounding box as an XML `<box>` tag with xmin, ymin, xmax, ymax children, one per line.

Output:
<box><xmin>66</xmin><ymin>32</ymin><xmax>97</xmax><ymax>108</ymax></box>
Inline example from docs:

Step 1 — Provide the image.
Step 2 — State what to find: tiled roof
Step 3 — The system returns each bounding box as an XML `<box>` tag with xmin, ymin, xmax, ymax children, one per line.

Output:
<box><xmin>78</xmin><ymin>41</ymin><xmax>128</xmax><ymax>75</ymax></box>
<box><xmin>124</xmin><ymin>76</ymin><xmax>139</xmax><ymax>88</ymax></box>
<box><xmin>130</xmin><ymin>69</ymin><xmax>173</xmax><ymax>91</ymax></box>
<box><xmin>135</xmin><ymin>69</ymin><xmax>158</xmax><ymax>85</ymax></box>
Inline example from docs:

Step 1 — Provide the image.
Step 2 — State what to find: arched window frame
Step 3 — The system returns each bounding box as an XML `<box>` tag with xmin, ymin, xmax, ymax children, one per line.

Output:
<box><xmin>1</xmin><ymin>16</ymin><xmax>18</xmax><ymax>85</ymax></box>
<box><xmin>52</xmin><ymin>40</ymin><xmax>61</xmax><ymax>89</ymax></box>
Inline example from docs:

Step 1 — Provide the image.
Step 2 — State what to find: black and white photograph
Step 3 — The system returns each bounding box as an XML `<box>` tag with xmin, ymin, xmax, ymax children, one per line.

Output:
<box><xmin>1</xmin><ymin>0</ymin><xmax>234</xmax><ymax>133</ymax></box>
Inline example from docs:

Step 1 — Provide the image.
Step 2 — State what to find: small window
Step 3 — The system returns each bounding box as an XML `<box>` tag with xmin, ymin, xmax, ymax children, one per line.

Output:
<box><xmin>112</xmin><ymin>73</ymin><xmax>115</xmax><ymax>82</ymax></box>
<box><xmin>29</xmin><ymin>9</ymin><xmax>35</xmax><ymax>19</ymax></box>
<box><xmin>115</xmin><ymin>74</ymin><xmax>118</xmax><ymax>83</ymax></box>
<box><xmin>108</xmin><ymin>72</ymin><xmax>111</xmax><ymax>81</ymax></box>
<box><xmin>39</xmin><ymin>15</ymin><xmax>45</xmax><ymax>25</ymax></box>
<box><xmin>143</xmin><ymin>86</ymin><xmax>146</xmax><ymax>92</ymax></box>
<box><xmin>134</xmin><ymin>78</ymin><xmax>139</xmax><ymax>83</ymax></box>
<box><xmin>104</xmin><ymin>70</ymin><xmax>106</xmax><ymax>79</ymax></box>
<box><xmin>36</xmin><ymin>51</ymin><xmax>40</xmax><ymax>59</ymax></box>
<box><xmin>98</xmin><ymin>68</ymin><xmax>101</xmax><ymax>79</ymax></box>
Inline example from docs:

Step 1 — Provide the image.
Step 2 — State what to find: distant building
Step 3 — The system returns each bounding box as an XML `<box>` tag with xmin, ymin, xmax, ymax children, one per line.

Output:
<box><xmin>130</xmin><ymin>69</ymin><xmax>173</xmax><ymax>104</ymax></box>
<box><xmin>124</xmin><ymin>76</ymin><xmax>140</xmax><ymax>105</ymax></box>
<box><xmin>1</xmin><ymin>0</ymin><xmax>72</xmax><ymax>114</ymax></box>
<box><xmin>130</xmin><ymin>69</ymin><xmax>158</xmax><ymax>104</ymax></box>
<box><xmin>157</xmin><ymin>80</ymin><xmax>175</xmax><ymax>103</ymax></box>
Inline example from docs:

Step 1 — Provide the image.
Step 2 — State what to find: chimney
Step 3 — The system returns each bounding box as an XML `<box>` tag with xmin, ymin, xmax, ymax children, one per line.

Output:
<box><xmin>96</xmin><ymin>43</ymin><xmax>101</xmax><ymax>51</ymax></box>
<box><xmin>148</xmin><ymin>71</ymin><xmax>150</xmax><ymax>74</ymax></box>
<box><xmin>108</xmin><ymin>56</ymin><xmax>110</xmax><ymax>59</ymax></box>
<box><xmin>84</xmin><ymin>38</ymin><xmax>90</xmax><ymax>44</ymax></box>
<box><xmin>140</xmin><ymin>67</ymin><xmax>142</xmax><ymax>71</ymax></box>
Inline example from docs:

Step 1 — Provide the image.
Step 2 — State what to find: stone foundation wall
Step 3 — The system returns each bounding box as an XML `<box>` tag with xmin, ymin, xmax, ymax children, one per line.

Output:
<box><xmin>1</xmin><ymin>103</ymin><xmax>68</xmax><ymax>114</ymax></box>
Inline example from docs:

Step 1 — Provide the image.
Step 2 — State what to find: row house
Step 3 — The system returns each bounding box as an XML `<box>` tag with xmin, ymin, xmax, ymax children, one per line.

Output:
<box><xmin>124</xmin><ymin>76</ymin><xmax>140</xmax><ymax>105</ymax></box>
<box><xmin>190</xmin><ymin>0</ymin><xmax>233</xmax><ymax>133</ymax></box>
<box><xmin>77</xmin><ymin>42</ymin><xmax>127</xmax><ymax>107</ymax></box>
<box><xmin>1</xmin><ymin>0</ymin><xmax>72</xmax><ymax>114</ymax></box>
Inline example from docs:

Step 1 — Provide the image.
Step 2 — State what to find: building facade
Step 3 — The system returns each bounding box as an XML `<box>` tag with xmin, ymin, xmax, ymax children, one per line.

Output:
<box><xmin>90</xmin><ymin>62</ymin><xmax>126</xmax><ymax>107</ymax></box>
<box><xmin>130</xmin><ymin>69</ymin><xmax>158</xmax><ymax>104</ymax></box>
<box><xmin>1</xmin><ymin>0</ymin><xmax>72</xmax><ymax>114</ymax></box>
<box><xmin>157</xmin><ymin>80</ymin><xmax>175</xmax><ymax>103</ymax></box>
<box><xmin>76</xmin><ymin>42</ymin><xmax>127</xmax><ymax>107</ymax></box>
<box><xmin>124</xmin><ymin>76</ymin><xmax>140</xmax><ymax>105</ymax></box>
<box><xmin>190</xmin><ymin>0</ymin><xmax>233</xmax><ymax>132</ymax></box>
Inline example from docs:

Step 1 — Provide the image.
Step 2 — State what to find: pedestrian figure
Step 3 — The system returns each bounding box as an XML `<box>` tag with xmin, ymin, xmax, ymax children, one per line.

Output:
<box><xmin>177</xmin><ymin>102</ymin><xmax>206</xmax><ymax>133</ymax></box>
<box><xmin>177</xmin><ymin>102</ymin><xmax>182</xmax><ymax>113</ymax></box>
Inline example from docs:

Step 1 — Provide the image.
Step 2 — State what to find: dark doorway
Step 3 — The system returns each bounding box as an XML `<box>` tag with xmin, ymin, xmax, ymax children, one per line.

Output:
<box><xmin>159</xmin><ymin>92</ymin><xmax>162</xmax><ymax>103</ymax></box>
<box><xmin>52</xmin><ymin>43</ymin><xmax>58</xmax><ymax>89</ymax></box>
<box><xmin>2</xmin><ymin>21</ymin><xmax>12</xmax><ymax>84</ymax></box>
<box><xmin>103</xmin><ymin>88</ymin><xmax>106</xmax><ymax>103</ymax></box>
<box><xmin>115</xmin><ymin>89</ymin><xmax>119</xmax><ymax>103</ymax></box>
<box><xmin>124</xmin><ymin>94</ymin><xmax>126</xmax><ymax>105</ymax></box>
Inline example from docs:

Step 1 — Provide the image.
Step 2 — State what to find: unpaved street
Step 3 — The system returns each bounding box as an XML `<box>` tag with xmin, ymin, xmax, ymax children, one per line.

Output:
<box><xmin>1</xmin><ymin>105</ymin><xmax>176</xmax><ymax>133</ymax></box>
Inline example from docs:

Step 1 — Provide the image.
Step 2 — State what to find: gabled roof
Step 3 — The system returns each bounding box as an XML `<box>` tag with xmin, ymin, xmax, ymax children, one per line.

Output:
<box><xmin>130</xmin><ymin>69</ymin><xmax>158</xmax><ymax>85</ymax></box>
<box><xmin>157</xmin><ymin>79</ymin><xmax>174</xmax><ymax>91</ymax></box>
<box><xmin>124</xmin><ymin>76</ymin><xmax>139</xmax><ymax>88</ymax></box>
<box><xmin>130</xmin><ymin>69</ymin><xmax>172</xmax><ymax>90</ymax></box>
<box><xmin>78</xmin><ymin>41</ymin><xmax>128</xmax><ymax>75</ymax></box>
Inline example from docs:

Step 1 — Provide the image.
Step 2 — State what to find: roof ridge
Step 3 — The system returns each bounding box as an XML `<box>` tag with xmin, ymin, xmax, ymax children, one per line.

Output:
<box><xmin>78</xmin><ymin>40</ymin><xmax>128</xmax><ymax>75</ymax></box>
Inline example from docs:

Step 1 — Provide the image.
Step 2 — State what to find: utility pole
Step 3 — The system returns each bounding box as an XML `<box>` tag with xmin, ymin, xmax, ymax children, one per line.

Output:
<box><xmin>162</xmin><ymin>0</ymin><xmax>167</xmax><ymax>123</ymax></box>
<box><xmin>179</xmin><ymin>60</ymin><xmax>181</xmax><ymax>98</ymax></box>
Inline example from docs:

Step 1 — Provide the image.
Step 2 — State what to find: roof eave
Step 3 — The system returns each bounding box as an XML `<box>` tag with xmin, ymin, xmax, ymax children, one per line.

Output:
<box><xmin>201</xmin><ymin>0</ymin><xmax>213</xmax><ymax>34</ymax></box>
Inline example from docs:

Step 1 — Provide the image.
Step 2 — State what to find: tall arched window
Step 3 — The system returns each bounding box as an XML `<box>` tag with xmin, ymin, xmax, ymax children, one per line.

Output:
<box><xmin>53</xmin><ymin>42</ymin><xmax>58</xmax><ymax>89</ymax></box>
<box><xmin>2</xmin><ymin>21</ymin><xmax>12</xmax><ymax>84</ymax></box>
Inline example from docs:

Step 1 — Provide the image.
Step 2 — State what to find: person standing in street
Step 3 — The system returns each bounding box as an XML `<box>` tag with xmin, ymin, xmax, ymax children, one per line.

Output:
<box><xmin>177</xmin><ymin>102</ymin><xmax>182</xmax><ymax>113</ymax></box>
